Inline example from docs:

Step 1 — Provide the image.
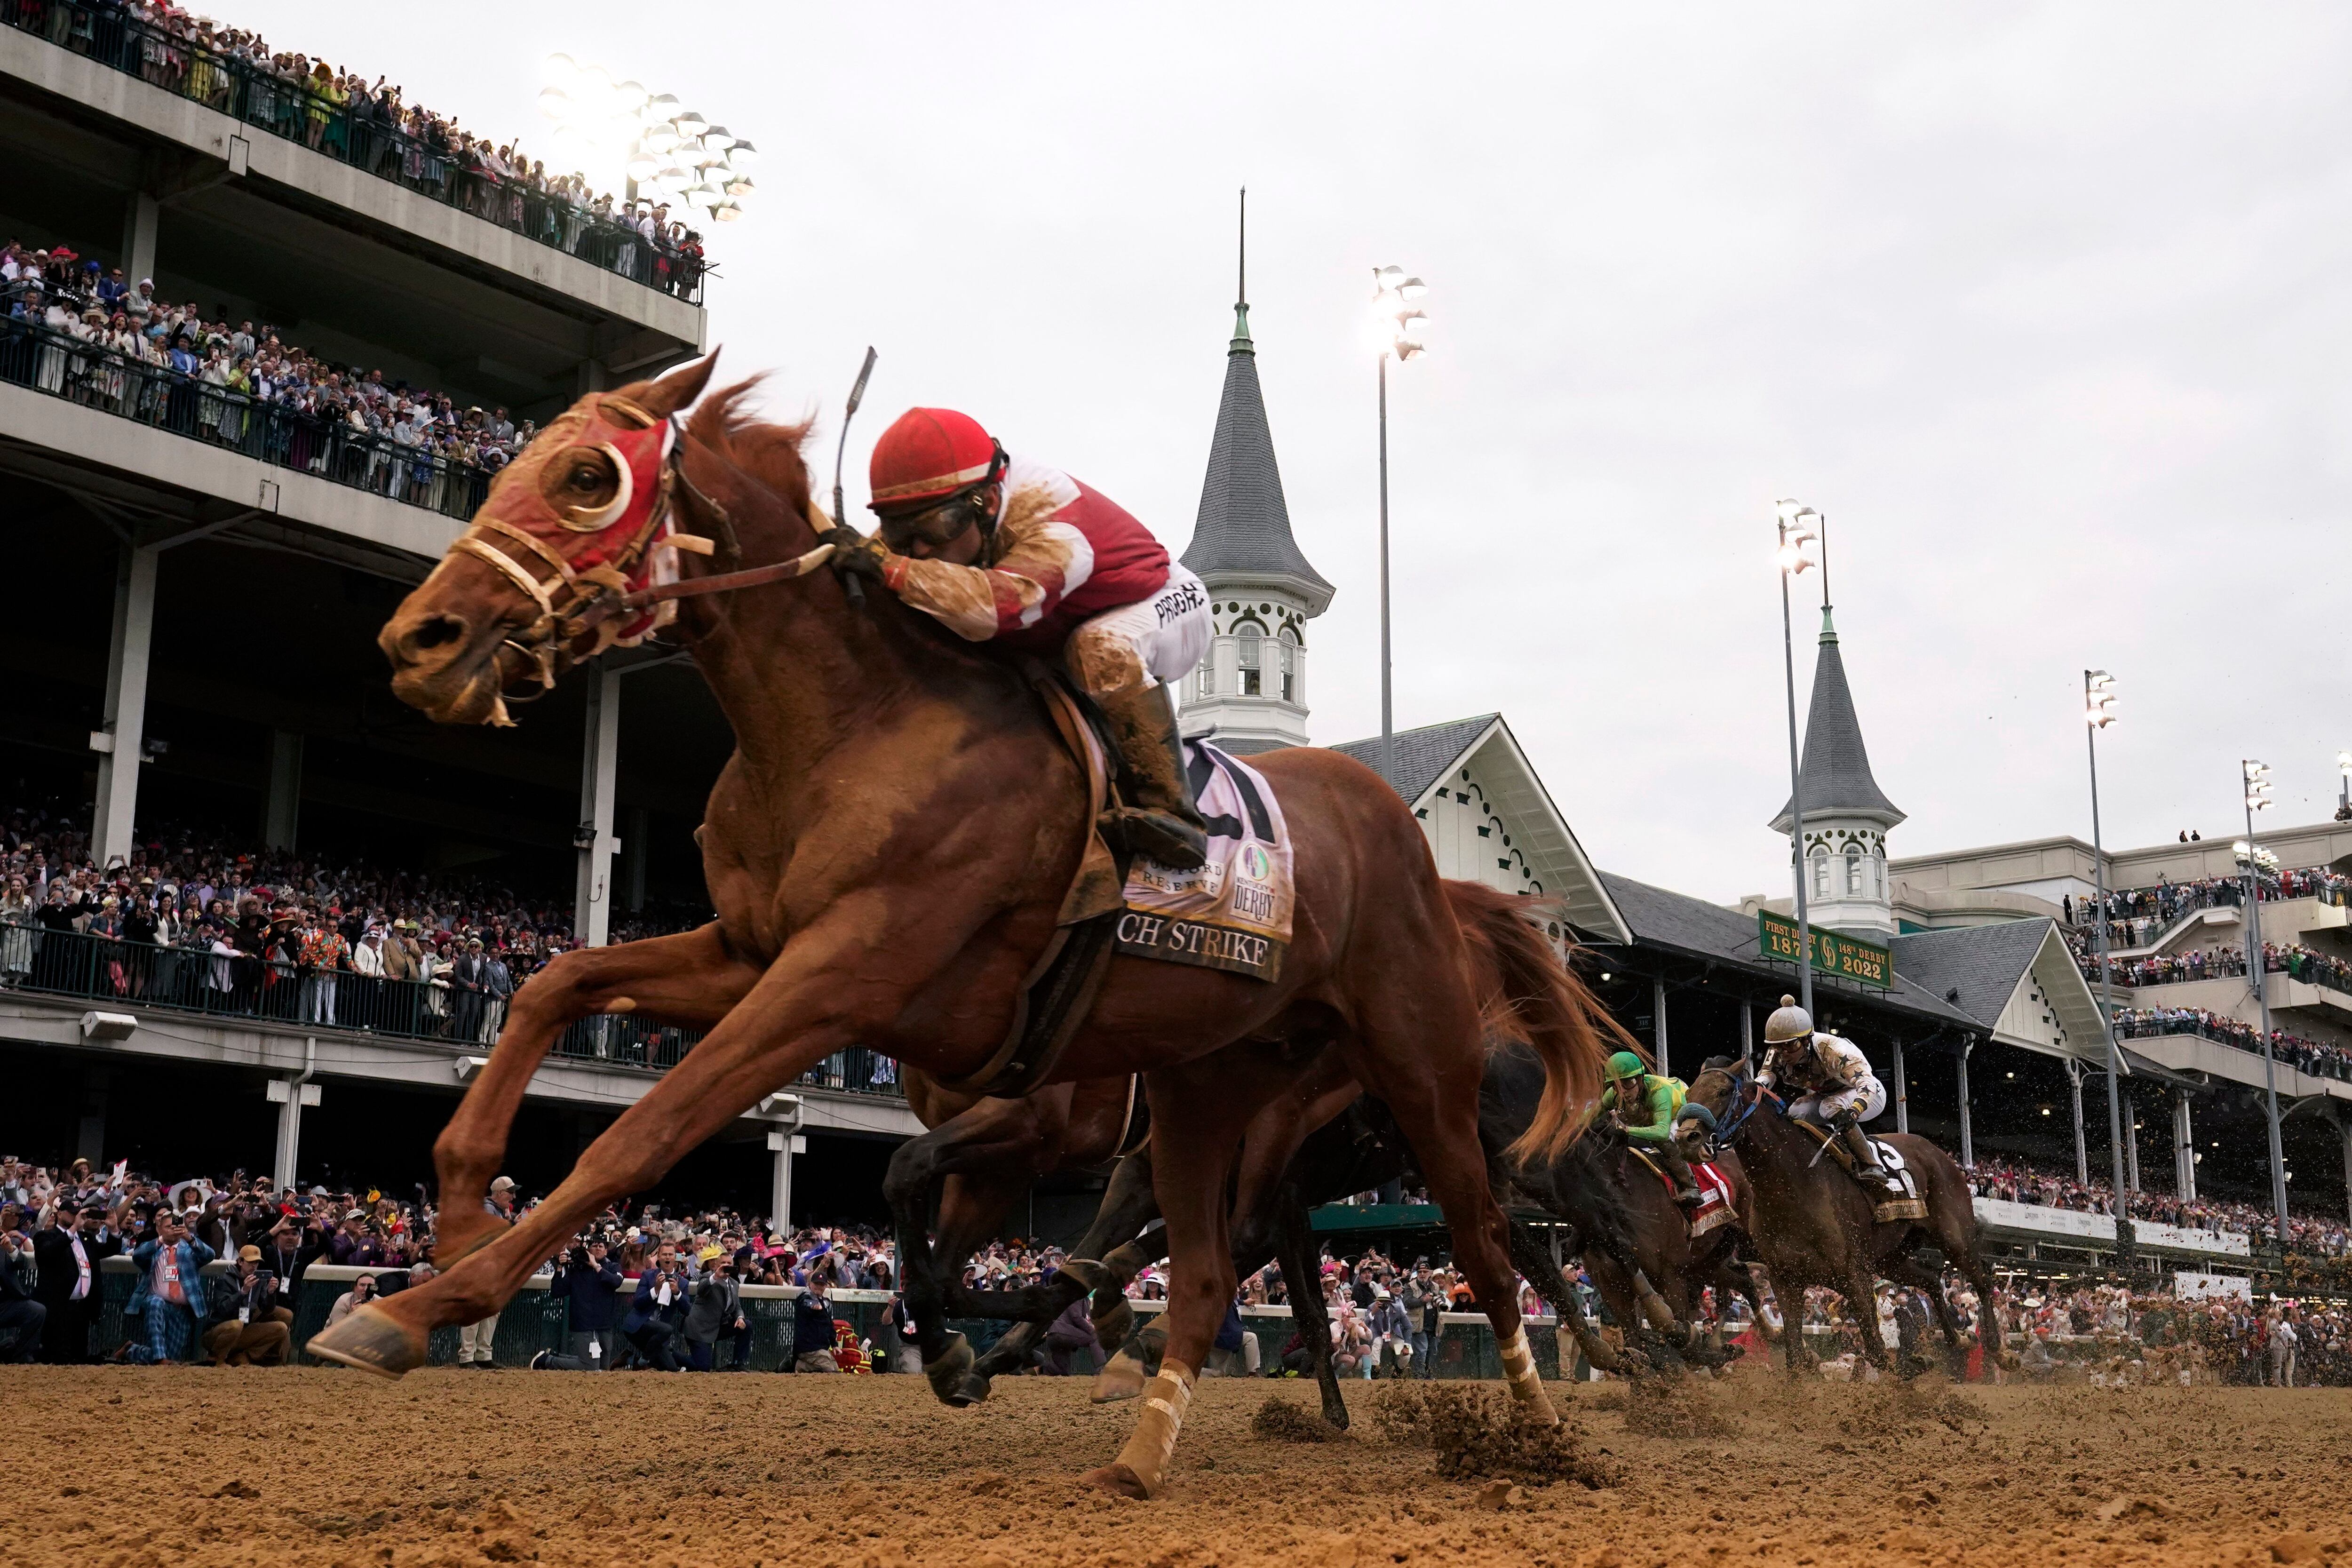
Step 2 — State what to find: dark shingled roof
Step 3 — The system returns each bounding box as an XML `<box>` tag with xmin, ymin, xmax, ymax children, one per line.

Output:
<box><xmin>1887</xmin><ymin>920</ymin><xmax>2055</xmax><ymax>1029</ymax></box>
<box><xmin>1771</xmin><ymin>619</ymin><xmax>1904</xmax><ymax>832</ymax></box>
<box><xmin>1179</xmin><ymin>312</ymin><xmax>1334</xmax><ymax>608</ymax></box>
<box><xmin>1596</xmin><ymin>871</ymin><xmax>1979</xmax><ymax>1030</ymax></box>
<box><xmin>1329</xmin><ymin>714</ymin><xmax>1499</xmax><ymax>802</ymax></box>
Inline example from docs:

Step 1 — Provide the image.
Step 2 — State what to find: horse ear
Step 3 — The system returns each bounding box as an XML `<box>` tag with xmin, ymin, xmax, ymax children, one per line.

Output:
<box><xmin>632</xmin><ymin>350</ymin><xmax>722</xmax><ymax>420</ymax></box>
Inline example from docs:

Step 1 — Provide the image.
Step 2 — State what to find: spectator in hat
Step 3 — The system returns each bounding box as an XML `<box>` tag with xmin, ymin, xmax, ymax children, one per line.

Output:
<box><xmin>684</xmin><ymin>1245</ymin><xmax>747</xmax><ymax>1371</ymax></box>
<box><xmin>455</xmin><ymin>1176</ymin><xmax>518</xmax><ymax>1368</ymax></box>
<box><xmin>201</xmin><ymin>1245</ymin><xmax>292</xmax><ymax>1366</ymax></box>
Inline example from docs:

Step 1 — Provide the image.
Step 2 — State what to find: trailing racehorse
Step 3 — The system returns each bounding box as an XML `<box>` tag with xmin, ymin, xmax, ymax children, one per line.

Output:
<box><xmin>1683</xmin><ymin>1057</ymin><xmax>2002</xmax><ymax>1376</ymax></box>
<box><xmin>303</xmin><ymin>358</ymin><xmax>1611</xmax><ymax>1496</ymax></box>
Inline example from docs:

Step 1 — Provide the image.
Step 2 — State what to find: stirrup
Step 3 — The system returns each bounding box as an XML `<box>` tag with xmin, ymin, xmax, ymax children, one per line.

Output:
<box><xmin>1101</xmin><ymin>807</ymin><xmax>1206</xmax><ymax>870</ymax></box>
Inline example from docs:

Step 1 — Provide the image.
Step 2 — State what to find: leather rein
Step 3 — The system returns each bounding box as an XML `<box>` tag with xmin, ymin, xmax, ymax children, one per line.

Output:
<box><xmin>456</xmin><ymin>407</ymin><xmax>842</xmax><ymax>699</ymax></box>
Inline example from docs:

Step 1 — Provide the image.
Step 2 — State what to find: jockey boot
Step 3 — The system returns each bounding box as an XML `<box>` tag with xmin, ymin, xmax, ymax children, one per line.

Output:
<box><xmin>1658</xmin><ymin>1145</ymin><xmax>1704</xmax><ymax>1209</ymax></box>
<box><xmin>1837</xmin><ymin>1118</ymin><xmax>1897</xmax><ymax>1196</ymax></box>
<box><xmin>1097</xmin><ymin>684</ymin><xmax>1208</xmax><ymax>870</ymax></box>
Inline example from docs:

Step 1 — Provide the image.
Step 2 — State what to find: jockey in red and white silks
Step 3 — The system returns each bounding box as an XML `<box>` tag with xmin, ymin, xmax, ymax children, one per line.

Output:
<box><xmin>828</xmin><ymin>407</ymin><xmax>1212</xmax><ymax>868</ymax></box>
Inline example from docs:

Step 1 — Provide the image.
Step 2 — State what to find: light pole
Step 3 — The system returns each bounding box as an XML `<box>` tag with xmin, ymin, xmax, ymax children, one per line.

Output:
<box><xmin>2240</xmin><ymin>759</ymin><xmax>2293</xmax><ymax>1243</ymax></box>
<box><xmin>1370</xmin><ymin>265</ymin><xmax>1427</xmax><ymax>787</ymax></box>
<box><xmin>2335</xmin><ymin>750</ymin><xmax>2352</xmax><ymax>823</ymax></box>
<box><xmin>538</xmin><ymin>55</ymin><xmax>759</xmax><ymax>225</ymax></box>
<box><xmin>2082</xmin><ymin>670</ymin><xmax>2133</xmax><ymax>1268</ymax></box>
<box><xmin>1774</xmin><ymin>501</ymin><xmax>1820</xmax><ymax>1017</ymax></box>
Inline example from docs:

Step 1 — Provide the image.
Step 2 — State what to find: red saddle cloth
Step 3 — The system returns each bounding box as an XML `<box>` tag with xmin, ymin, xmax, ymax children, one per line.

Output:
<box><xmin>1631</xmin><ymin>1150</ymin><xmax>1738</xmax><ymax>1236</ymax></box>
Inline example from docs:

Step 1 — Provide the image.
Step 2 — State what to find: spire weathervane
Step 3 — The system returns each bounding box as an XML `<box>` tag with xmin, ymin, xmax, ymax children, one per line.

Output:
<box><xmin>1232</xmin><ymin>185</ymin><xmax>1252</xmax><ymax>351</ymax></box>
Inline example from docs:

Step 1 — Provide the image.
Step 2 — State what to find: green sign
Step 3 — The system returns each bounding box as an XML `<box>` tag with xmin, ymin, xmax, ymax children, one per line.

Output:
<box><xmin>1757</xmin><ymin>909</ymin><xmax>1892</xmax><ymax>987</ymax></box>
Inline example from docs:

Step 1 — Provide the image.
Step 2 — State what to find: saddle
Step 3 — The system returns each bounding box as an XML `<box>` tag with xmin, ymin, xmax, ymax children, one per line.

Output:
<box><xmin>1792</xmin><ymin>1122</ymin><xmax>1928</xmax><ymax>1224</ymax></box>
<box><xmin>928</xmin><ymin>671</ymin><xmax>1295</xmax><ymax>1101</ymax></box>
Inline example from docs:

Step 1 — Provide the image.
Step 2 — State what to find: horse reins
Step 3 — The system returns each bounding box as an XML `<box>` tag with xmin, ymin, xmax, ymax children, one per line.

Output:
<box><xmin>454</xmin><ymin>398</ymin><xmax>842</xmax><ymax>698</ymax></box>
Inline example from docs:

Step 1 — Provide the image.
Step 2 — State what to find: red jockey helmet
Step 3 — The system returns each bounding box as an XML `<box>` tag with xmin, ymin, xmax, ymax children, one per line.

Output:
<box><xmin>868</xmin><ymin>406</ymin><xmax>1004</xmax><ymax>514</ymax></box>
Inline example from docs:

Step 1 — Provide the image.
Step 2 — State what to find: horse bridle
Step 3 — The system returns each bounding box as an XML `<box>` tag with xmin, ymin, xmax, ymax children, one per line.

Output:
<box><xmin>453</xmin><ymin>394</ymin><xmax>842</xmax><ymax>700</ymax></box>
<box><xmin>1704</xmin><ymin>1060</ymin><xmax>1773</xmax><ymax>1146</ymax></box>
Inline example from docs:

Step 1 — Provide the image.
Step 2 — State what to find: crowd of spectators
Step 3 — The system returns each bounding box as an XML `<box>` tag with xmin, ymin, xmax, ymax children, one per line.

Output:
<box><xmin>0</xmin><ymin>804</ymin><xmax>713</xmax><ymax>1047</ymax></box>
<box><xmin>2114</xmin><ymin>1005</ymin><xmax>2352</xmax><ymax>1082</ymax></box>
<box><xmin>1966</xmin><ymin>1154</ymin><xmax>2352</xmax><ymax>1258</ymax></box>
<box><xmin>2062</xmin><ymin>864</ymin><xmax>2352</xmax><ymax>951</ymax></box>
<box><xmin>1</xmin><ymin>0</ymin><xmax>708</xmax><ymax>297</ymax></box>
<box><xmin>1</xmin><ymin>242</ymin><xmax>539</xmax><ymax>517</ymax></box>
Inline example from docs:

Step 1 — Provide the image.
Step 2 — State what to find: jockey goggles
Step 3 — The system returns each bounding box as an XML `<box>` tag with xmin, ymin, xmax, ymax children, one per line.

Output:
<box><xmin>871</xmin><ymin>441</ymin><xmax>1007</xmax><ymax>552</ymax></box>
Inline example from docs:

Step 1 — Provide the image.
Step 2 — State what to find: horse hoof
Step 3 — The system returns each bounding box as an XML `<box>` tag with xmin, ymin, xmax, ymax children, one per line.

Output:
<box><xmin>922</xmin><ymin>1333</ymin><xmax>975</xmax><ymax>1406</ymax></box>
<box><xmin>948</xmin><ymin>1371</ymin><xmax>994</xmax><ymax>1406</ymax></box>
<box><xmin>1322</xmin><ymin>1402</ymin><xmax>1351</xmax><ymax>1432</ymax></box>
<box><xmin>304</xmin><ymin>1304</ymin><xmax>425</xmax><ymax>1378</ymax></box>
<box><xmin>1078</xmin><ymin>1462</ymin><xmax>1152</xmax><ymax>1501</ymax></box>
<box><xmin>1092</xmin><ymin>1348</ymin><xmax>1148</xmax><ymax>1404</ymax></box>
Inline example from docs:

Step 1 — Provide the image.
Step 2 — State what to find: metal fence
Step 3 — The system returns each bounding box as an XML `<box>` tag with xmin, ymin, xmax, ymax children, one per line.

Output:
<box><xmin>0</xmin><ymin>316</ymin><xmax>497</xmax><ymax>521</ymax></box>
<box><xmin>0</xmin><ymin>0</ymin><xmax>704</xmax><ymax>303</ymax></box>
<box><xmin>0</xmin><ymin>922</ymin><xmax>906</xmax><ymax>1099</ymax></box>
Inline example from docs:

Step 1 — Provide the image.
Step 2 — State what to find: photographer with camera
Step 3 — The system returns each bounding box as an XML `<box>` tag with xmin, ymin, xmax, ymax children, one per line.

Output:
<box><xmin>534</xmin><ymin>1235</ymin><xmax>626</xmax><ymax>1371</ymax></box>
<box><xmin>201</xmin><ymin>1245</ymin><xmax>292</xmax><ymax>1366</ymax></box>
<box><xmin>620</xmin><ymin>1241</ymin><xmax>691</xmax><ymax>1371</ymax></box>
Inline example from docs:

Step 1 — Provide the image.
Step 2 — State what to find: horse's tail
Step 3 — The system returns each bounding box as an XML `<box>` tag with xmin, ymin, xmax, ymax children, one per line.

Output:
<box><xmin>1441</xmin><ymin>879</ymin><xmax>1637</xmax><ymax>1167</ymax></box>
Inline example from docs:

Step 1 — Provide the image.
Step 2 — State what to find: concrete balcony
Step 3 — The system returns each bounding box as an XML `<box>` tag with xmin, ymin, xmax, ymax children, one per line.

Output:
<box><xmin>0</xmin><ymin>373</ymin><xmax>462</xmax><ymax>568</ymax></box>
<box><xmin>0</xmin><ymin>983</ymin><xmax>923</xmax><ymax>1141</ymax></box>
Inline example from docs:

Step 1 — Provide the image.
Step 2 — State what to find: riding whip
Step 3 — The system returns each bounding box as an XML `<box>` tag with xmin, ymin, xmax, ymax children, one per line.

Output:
<box><xmin>831</xmin><ymin>345</ymin><xmax>878</xmax><ymax>607</ymax></box>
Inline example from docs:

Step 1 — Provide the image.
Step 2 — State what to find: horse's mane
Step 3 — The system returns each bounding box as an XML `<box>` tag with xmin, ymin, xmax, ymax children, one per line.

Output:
<box><xmin>681</xmin><ymin>375</ymin><xmax>817</xmax><ymax>509</ymax></box>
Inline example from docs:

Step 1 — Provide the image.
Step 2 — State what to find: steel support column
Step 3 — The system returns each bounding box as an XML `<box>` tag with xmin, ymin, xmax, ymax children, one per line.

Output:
<box><xmin>573</xmin><ymin>663</ymin><xmax>623</xmax><ymax>947</ymax></box>
<box><xmin>1955</xmin><ymin>1037</ymin><xmax>1974</xmax><ymax>1168</ymax></box>
<box><xmin>90</xmin><ymin>544</ymin><xmax>159</xmax><ymax>869</ymax></box>
<box><xmin>1891</xmin><ymin>1037</ymin><xmax>1908</xmax><ymax>1135</ymax></box>
<box><xmin>1652</xmin><ymin>977</ymin><xmax>1669</xmax><ymax>1078</ymax></box>
<box><xmin>1740</xmin><ymin>1003</ymin><xmax>1753</xmax><ymax>1063</ymax></box>
<box><xmin>2122</xmin><ymin>1086</ymin><xmax>2140</xmax><ymax>1194</ymax></box>
<box><xmin>2173</xmin><ymin>1089</ymin><xmax>2197</xmax><ymax>1202</ymax></box>
<box><xmin>2067</xmin><ymin>1059</ymin><xmax>2088</xmax><ymax>1186</ymax></box>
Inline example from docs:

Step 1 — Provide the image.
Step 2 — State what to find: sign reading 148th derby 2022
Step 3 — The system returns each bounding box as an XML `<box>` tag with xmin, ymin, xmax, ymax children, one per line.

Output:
<box><xmin>1756</xmin><ymin>909</ymin><xmax>1892</xmax><ymax>987</ymax></box>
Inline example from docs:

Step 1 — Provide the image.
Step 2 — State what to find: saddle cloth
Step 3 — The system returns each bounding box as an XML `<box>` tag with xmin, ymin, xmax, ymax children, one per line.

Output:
<box><xmin>1113</xmin><ymin>739</ymin><xmax>1295</xmax><ymax>983</ymax></box>
<box><xmin>1868</xmin><ymin>1139</ymin><xmax>1928</xmax><ymax>1223</ymax></box>
<box><xmin>1628</xmin><ymin>1148</ymin><xmax>1739</xmax><ymax>1236</ymax></box>
<box><xmin>1794</xmin><ymin>1122</ymin><xmax>1929</xmax><ymax>1224</ymax></box>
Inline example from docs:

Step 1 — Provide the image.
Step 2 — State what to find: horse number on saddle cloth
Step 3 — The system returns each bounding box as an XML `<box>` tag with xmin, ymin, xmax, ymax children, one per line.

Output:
<box><xmin>1868</xmin><ymin>1139</ymin><xmax>1928</xmax><ymax>1223</ymax></box>
<box><xmin>1115</xmin><ymin>740</ymin><xmax>1295</xmax><ymax>983</ymax></box>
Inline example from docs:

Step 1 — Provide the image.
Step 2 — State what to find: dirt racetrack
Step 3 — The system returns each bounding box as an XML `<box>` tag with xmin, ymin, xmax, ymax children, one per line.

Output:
<box><xmin>11</xmin><ymin>1364</ymin><xmax>2349</xmax><ymax>1568</ymax></box>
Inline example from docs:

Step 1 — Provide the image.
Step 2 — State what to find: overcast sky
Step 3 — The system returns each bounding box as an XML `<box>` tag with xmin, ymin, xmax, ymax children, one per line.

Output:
<box><xmin>246</xmin><ymin>3</ymin><xmax>2352</xmax><ymax>902</ymax></box>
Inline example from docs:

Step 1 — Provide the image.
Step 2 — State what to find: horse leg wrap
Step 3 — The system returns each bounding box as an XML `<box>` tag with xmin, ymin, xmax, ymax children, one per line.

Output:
<box><xmin>1496</xmin><ymin>1327</ymin><xmax>1557</xmax><ymax>1421</ymax></box>
<box><xmin>1108</xmin><ymin>1359</ymin><xmax>1196</xmax><ymax>1497</ymax></box>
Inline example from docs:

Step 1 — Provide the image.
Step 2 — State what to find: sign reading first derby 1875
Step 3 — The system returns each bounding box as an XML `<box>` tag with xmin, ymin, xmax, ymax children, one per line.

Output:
<box><xmin>1757</xmin><ymin>909</ymin><xmax>1891</xmax><ymax>987</ymax></box>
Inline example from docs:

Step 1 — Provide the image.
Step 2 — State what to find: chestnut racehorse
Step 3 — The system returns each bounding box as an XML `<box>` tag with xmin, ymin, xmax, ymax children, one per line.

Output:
<box><xmin>303</xmin><ymin>356</ymin><xmax>1610</xmax><ymax>1496</ymax></box>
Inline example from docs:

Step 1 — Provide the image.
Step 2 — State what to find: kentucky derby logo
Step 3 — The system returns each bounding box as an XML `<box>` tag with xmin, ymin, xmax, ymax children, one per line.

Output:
<box><xmin>1238</xmin><ymin>843</ymin><xmax>1272</xmax><ymax>882</ymax></box>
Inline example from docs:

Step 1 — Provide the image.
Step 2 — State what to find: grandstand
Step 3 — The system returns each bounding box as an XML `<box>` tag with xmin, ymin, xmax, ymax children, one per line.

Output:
<box><xmin>0</xmin><ymin>13</ymin><xmax>921</xmax><ymax>1220</ymax></box>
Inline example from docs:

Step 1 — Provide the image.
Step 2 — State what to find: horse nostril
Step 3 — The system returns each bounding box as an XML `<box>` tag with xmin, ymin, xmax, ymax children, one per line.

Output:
<box><xmin>407</xmin><ymin>614</ymin><xmax>465</xmax><ymax>653</ymax></box>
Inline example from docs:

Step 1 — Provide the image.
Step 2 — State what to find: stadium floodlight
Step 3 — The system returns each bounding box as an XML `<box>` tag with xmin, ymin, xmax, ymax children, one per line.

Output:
<box><xmin>1368</xmin><ymin>261</ymin><xmax>1430</xmax><ymax>794</ymax></box>
<box><xmin>2086</xmin><ymin>670</ymin><xmax>2116</xmax><ymax>729</ymax></box>
<box><xmin>535</xmin><ymin>61</ymin><xmax>755</xmax><ymax>222</ymax></box>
